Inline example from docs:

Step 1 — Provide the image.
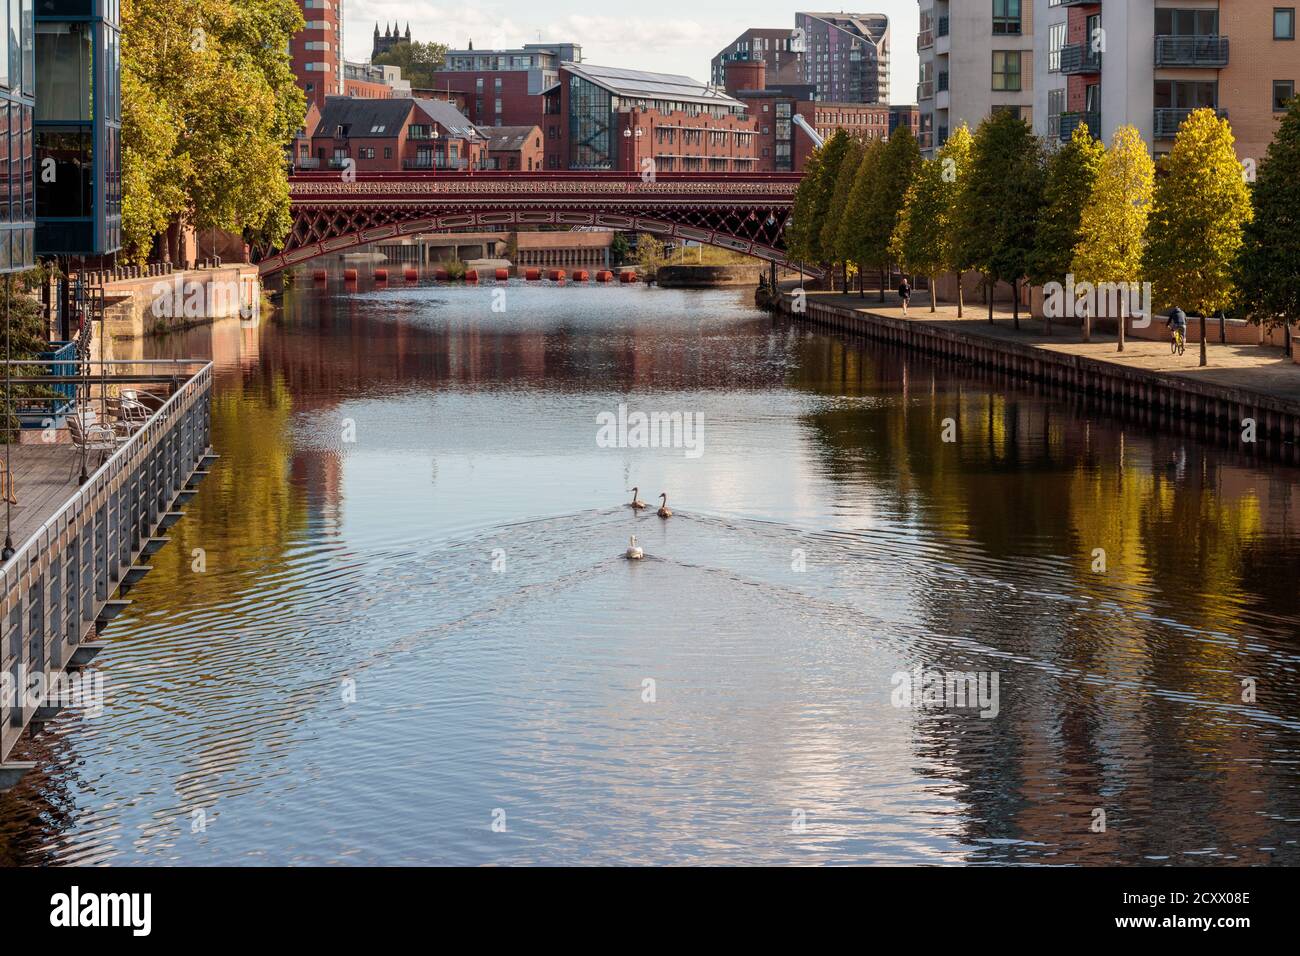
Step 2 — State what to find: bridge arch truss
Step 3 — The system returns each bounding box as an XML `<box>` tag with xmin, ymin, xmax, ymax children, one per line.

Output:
<box><xmin>258</xmin><ymin>173</ymin><xmax>808</xmax><ymax>276</ymax></box>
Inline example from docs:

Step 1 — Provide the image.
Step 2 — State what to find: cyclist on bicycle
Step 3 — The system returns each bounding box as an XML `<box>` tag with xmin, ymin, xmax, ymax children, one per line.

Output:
<box><xmin>1166</xmin><ymin>306</ymin><xmax>1188</xmax><ymax>351</ymax></box>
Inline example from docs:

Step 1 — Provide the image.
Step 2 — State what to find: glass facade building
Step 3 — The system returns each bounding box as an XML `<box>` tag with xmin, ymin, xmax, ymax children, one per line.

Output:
<box><xmin>34</xmin><ymin>0</ymin><xmax>120</xmax><ymax>257</ymax></box>
<box><xmin>0</xmin><ymin>0</ymin><xmax>34</xmax><ymax>273</ymax></box>
<box><xmin>568</xmin><ymin>74</ymin><xmax>613</xmax><ymax>169</ymax></box>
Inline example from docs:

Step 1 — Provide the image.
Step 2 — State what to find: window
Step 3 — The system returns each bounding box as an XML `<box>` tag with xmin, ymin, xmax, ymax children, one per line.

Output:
<box><xmin>1154</xmin><ymin>79</ymin><xmax>1218</xmax><ymax>108</ymax></box>
<box><xmin>359</xmin><ymin>147</ymin><xmax>375</xmax><ymax>159</ymax></box>
<box><xmin>35</xmin><ymin>22</ymin><xmax>92</xmax><ymax>121</ymax></box>
<box><xmin>1275</xmin><ymin>80</ymin><xmax>1296</xmax><ymax>110</ymax></box>
<box><xmin>1276</xmin><ymin>7</ymin><xmax>1296</xmax><ymax>39</ymax></box>
<box><xmin>993</xmin><ymin>0</ymin><xmax>1022</xmax><ymax>36</ymax></box>
<box><xmin>1156</xmin><ymin>9</ymin><xmax>1219</xmax><ymax>35</ymax></box>
<box><xmin>1048</xmin><ymin>23</ymin><xmax>1065</xmax><ymax>72</ymax></box>
<box><xmin>992</xmin><ymin>51</ymin><xmax>1022</xmax><ymax>90</ymax></box>
<box><xmin>1047</xmin><ymin>88</ymin><xmax>1065</xmax><ymax>137</ymax></box>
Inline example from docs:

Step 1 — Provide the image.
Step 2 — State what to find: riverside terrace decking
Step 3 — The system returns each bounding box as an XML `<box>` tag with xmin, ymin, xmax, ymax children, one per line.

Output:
<box><xmin>0</xmin><ymin>360</ymin><xmax>214</xmax><ymax>788</ymax></box>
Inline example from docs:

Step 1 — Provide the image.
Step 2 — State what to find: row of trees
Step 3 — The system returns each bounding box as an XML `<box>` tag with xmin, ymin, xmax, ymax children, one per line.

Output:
<box><xmin>122</xmin><ymin>0</ymin><xmax>307</xmax><ymax>263</ymax></box>
<box><xmin>789</xmin><ymin>100</ymin><xmax>1300</xmax><ymax>368</ymax></box>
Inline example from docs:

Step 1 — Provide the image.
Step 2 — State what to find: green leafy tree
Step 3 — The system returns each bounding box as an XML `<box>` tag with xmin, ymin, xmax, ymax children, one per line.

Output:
<box><xmin>0</xmin><ymin>270</ymin><xmax>63</xmax><ymax>441</ymax></box>
<box><xmin>955</xmin><ymin>111</ymin><xmax>1045</xmax><ymax>327</ymax></box>
<box><xmin>787</xmin><ymin>130</ymin><xmax>852</xmax><ymax>274</ymax></box>
<box><xmin>838</xmin><ymin>138</ymin><xmax>885</xmax><ymax>296</ymax></box>
<box><xmin>1072</xmin><ymin>125</ymin><xmax>1154</xmax><ymax>350</ymax></box>
<box><xmin>1029</xmin><ymin>122</ymin><xmax>1105</xmax><ymax>334</ymax></box>
<box><xmin>820</xmin><ymin>139</ymin><xmax>864</xmax><ymax>291</ymax></box>
<box><xmin>858</xmin><ymin>126</ymin><xmax>921</xmax><ymax>302</ymax></box>
<box><xmin>1143</xmin><ymin>109</ymin><xmax>1251</xmax><ymax>365</ymax></box>
<box><xmin>1235</xmin><ymin>96</ymin><xmax>1300</xmax><ymax>346</ymax></box>
<box><xmin>890</xmin><ymin>157</ymin><xmax>949</xmax><ymax>312</ymax></box>
<box><xmin>373</xmin><ymin>41</ymin><xmax>449</xmax><ymax>90</ymax></box>
<box><xmin>122</xmin><ymin>0</ymin><xmax>306</xmax><ymax>262</ymax></box>
<box><xmin>633</xmin><ymin>234</ymin><xmax>667</xmax><ymax>273</ymax></box>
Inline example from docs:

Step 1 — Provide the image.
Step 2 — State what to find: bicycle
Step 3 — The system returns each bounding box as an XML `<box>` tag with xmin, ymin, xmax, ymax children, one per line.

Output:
<box><xmin>1170</xmin><ymin>328</ymin><xmax>1185</xmax><ymax>355</ymax></box>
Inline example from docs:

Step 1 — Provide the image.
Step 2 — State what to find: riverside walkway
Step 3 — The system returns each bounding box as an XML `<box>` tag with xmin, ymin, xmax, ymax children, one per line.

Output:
<box><xmin>781</xmin><ymin>289</ymin><xmax>1300</xmax><ymax>453</ymax></box>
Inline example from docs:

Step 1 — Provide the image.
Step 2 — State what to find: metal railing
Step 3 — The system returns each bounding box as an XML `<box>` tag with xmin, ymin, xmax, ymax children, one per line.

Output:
<box><xmin>1155</xmin><ymin>106</ymin><xmax>1226</xmax><ymax>139</ymax></box>
<box><xmin>1059</xmin><ymin>110</ymin><xmax>1101</xmax><ymax>142</ymax></box>
<box><xmin>1060</xmin><ymin>43</ymin><xmax>1102</xmax><ymax>74</ymax></box>
<box><xmin>1</xmin><ymin>359</ymin><xmax>213</xmax><ymax>765</ymax></box>
<box><xmin>1154</xmin><ymin>35</ymin><xmax>1229</xmax><ymax>67</ymax></box>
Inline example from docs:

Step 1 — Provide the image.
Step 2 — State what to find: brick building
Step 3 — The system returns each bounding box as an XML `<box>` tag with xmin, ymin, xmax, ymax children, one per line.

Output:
<box><xmin>724</xmin><ymin>58</ymin><xmax>903</xmax><ymax>171</ymax></box>
<box><xmin>1033</xmin><ymin>0</ymin><xmax>1296</xmax><ymax>162</ymax></box>
<box><xmin>483</xmin><ymin>126</ymin><xmax>545</xmax><ymax>171</ymax></box>
<box><xmin>307</xmin><ymin>97</ymin><xmax>487</xmax><ymax>172</ymax></box>
<box><xmin>541</xmin><ymin>62</ymin><xmax>759</xmax><ymax>172</ymax></box>
<box><xmin>433</xmin><ymin>42</ymin><xmax>581</xmax><ymax>127</ymax></box>
<box><xmin>290</xmin><ymin>0</ymin><xmax>344</xmax><ymax>109</ymax></box>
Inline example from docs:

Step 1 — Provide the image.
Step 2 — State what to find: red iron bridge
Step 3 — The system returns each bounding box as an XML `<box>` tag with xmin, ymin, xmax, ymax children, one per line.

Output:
<box><xmin>257</xmin><ymin>171</ymin><xmax>806</xmax><ymax>276</ymax></box>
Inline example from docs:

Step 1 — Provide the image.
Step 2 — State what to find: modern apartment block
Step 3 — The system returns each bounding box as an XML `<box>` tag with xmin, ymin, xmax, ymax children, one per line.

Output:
<box><xmin>540</xmin><ymin>62</ymin><xmax>758</xmax><ymax>173</ymax></box>
<box><xmin>35</xmin><ymin>0</ymin><xmax>122</xmax><ymax>258</ymax></box>
<box><xmin>1035</xmin><ymin>1</ymin><xmax>1297</xmax><ymax>162</ymax></box>
<box><xmin>343</xmin><ymin>61</ymin><xmax>411</xmax><ymax>99</ymax></box>
<box><xmin>434</xmin><ymin>43</ymin><xmax>581</xmax><ymax>127</ymax></box>
<box><xmin>917</xmin><ymin>0</ymin><xmax>1035</xmax><ymax>155</ymax></box>
<box><xmin>291</xmin><ymin>0</ymin><xmax>344</xmax><ymax>109</ymax></box>
<box><xmin>2</xmin><ymin>0</ymin><xmax>34</xmax><ymax>272</ymax></box>
<box><xmin>797</xmin><ymin>12</ymin><xmax>892</xmax><ymax>103</ymax></box>
<box><xmin>710</xmin><ymin>28</ymin><xmax>806</xmax><ymax>88</ymax></box>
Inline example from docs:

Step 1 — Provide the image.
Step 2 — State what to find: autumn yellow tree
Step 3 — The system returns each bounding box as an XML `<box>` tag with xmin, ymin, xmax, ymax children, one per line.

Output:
<box><xmin>1071</xmin><ymin>126</ymin><xmax>1154</xmax><ymax>350</ymax></box>
<box><xmin>938</xmin><ymin>125</ymin><xmax>974</xmax><ymax>315</ymax></box>
<box><xmin>1144</xmin><ymin>109</ymin><xmax>1253</xmax><ymax>367</ymax></box>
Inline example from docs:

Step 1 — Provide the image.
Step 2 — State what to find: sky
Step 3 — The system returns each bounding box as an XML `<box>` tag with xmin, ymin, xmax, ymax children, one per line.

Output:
<box><xmin>345</xmin><ymin>1</ymin><xmax>921</xmax><ymax>101</ymax></box>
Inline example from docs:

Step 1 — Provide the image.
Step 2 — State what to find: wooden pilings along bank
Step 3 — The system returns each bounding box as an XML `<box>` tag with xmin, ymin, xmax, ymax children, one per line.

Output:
<box><xmin>784</xmin><ymin>295</ymin><xmax>1300</xmax><ymax>462</ymax></box>
<box><xmin>0</xmin><ymin>361</ymin><xmax>216</xmax><ymax>789</ymax></box>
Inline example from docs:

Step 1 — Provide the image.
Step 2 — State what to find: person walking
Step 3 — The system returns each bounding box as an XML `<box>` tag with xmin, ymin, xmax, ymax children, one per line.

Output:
<box><xmin>899</xmin><ymin>276</ymin><xmax>912</xmax><ymax>316</ymax></box>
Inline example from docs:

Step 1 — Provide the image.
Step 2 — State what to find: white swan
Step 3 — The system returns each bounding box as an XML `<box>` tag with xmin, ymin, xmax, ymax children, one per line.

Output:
<box><xmin>625</xmin><ymin>535</ymin><xmax>644</xmax><ymax>560</ymax></box>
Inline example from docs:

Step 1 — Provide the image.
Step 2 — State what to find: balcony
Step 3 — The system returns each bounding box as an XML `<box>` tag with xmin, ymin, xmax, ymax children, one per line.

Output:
<box><xmin>917</xmin><ymin>80</ymin><xmax>934</xmax><ymax>101</ymax></box>
<box><xmin>1059</xmin><ymin>110</ymin><xmax>1100</xmax><ymax>142</ymax></box>
<box><xmin>918</xmin><ymin>29</ymin><xmax>932</xmax><ymax>51</ymax></box>
<box><xmin>1060</xmin><ymin>43</ymin><xmax>1101</xmax><ymax>75</ymax></box>
<box><xmin>1154</xmin><ymin>107</ymin><xmax>1227</xmax><ymax>139</ymax></box>
<box><xmin>1154</xmin><ymin>35</ymin><xmax>1229</xmax><ymax>68</ymax></box>
<box><xmin>1060</xmin><ymin>0</ymin><xmax>1100</xmax><ymax>6</ymax></box>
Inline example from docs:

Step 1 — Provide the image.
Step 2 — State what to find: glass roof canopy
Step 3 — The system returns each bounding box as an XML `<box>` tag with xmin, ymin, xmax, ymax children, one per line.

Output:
<box><xmin>562</xmin><ymin>62</ymin><xmax>746</xmax><ymax>110</ymax></box>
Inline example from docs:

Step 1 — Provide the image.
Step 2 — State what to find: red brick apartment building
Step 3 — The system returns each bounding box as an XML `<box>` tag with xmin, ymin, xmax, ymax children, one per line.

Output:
<box><xmin>306</xmin><ymin>97</ymin><xmax>488</xmax><ymax>172</ymax></box>
<box><xmin>290</xmin><ymin>0</ymin><xmax>343</xmax><ymax>109</ymax></box>
<box><xmin>724</xmin><ymin>58</ymin><xmax>911</xmax><ymax>170</ymax></box>
<box><xmin>540</xmin><ymin>62</ymin><xmax>760</xmax><ymax>172</ymax></box>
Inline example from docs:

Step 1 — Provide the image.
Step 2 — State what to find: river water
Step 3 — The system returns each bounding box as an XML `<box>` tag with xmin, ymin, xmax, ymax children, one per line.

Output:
<box><xmin>2</xmin><ymin>281</ymin><xmax>1298</xmax><ymax>865</ymax></box>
